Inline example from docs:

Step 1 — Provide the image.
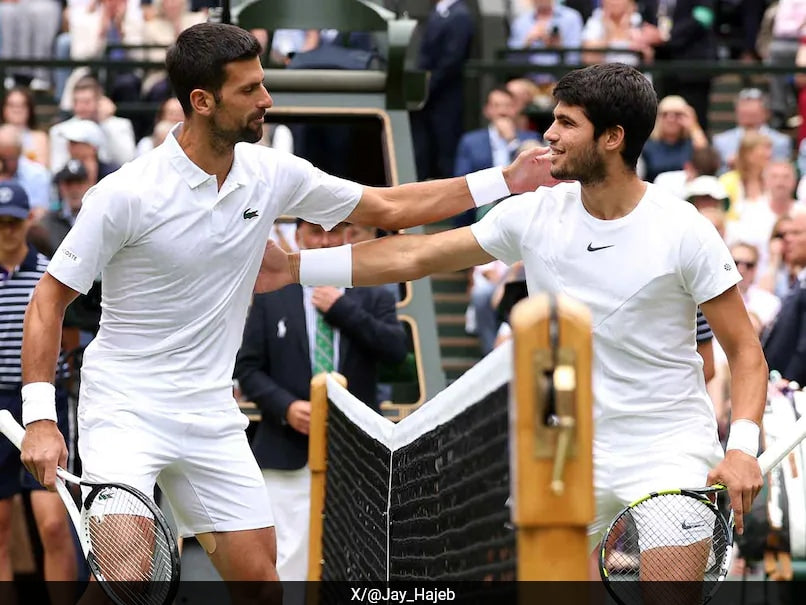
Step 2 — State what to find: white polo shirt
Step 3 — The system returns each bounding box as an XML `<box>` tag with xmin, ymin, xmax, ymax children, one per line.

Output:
<box><xmin>472</xmin><ymin>182</ymin><xmax>739</xmax><ymax>461</ymax></box>
<box><xmin>47</xmin><ymin>127</ymin><xmax>362</xmax><ymax>412</ymax></box>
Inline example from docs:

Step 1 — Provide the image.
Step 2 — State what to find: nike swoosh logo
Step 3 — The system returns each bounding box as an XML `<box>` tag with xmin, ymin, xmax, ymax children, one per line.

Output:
<box><xmin>681</xmin><ymin>520</ymin><xmax>705</xmax><ymax>530</ymax></box>
<box><xmin>587</xmin><ymin>243</ymin><xmax>614</xmax><ymax>252</ymax></box>
<box><xmin>243</xmin><ymin>208</ymin><xmax>259</xmax><ymax>220</ymax></box>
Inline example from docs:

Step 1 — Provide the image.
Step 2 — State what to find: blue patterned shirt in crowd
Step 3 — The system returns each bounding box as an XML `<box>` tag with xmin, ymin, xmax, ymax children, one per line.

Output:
<box><xmin>0</xmin><ymin>246</ymin><xmax>48</xmax><ymax>387</ymax></box>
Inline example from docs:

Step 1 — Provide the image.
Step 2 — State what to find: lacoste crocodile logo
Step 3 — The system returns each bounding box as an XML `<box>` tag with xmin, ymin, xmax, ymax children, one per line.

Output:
<box><xmin>243</xmin><ymin>208</ymin><xmax>259</xmax><ymax>220</ymax></box>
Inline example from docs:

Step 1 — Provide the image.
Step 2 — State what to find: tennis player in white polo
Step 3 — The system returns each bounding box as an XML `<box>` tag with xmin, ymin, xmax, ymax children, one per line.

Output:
<box><xmin>259</xmin><ymin>63</ymin><xmax>768</xmax><ymax>580</ymax></box>
<box><xmin>18</xmin><ymin>23</ymin><xmax>555</xmax><ymax>592</ymax></box>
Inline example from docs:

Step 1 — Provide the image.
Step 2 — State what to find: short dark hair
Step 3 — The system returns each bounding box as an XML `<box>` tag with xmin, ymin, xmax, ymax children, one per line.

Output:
<box><xmin>73</xmin><ymin>75</ymin><xmax>103</xmax><ymax>98</ymax></box>
<box><xmin>165</xmin><ymin>23</ymin><xmax>262</xmax><ymax>116</ymax></box>
<box><xmin>552</xmin><ymin>63</ymin><xmax>657</xmax><ymax>170</ymax></box>
<box><xmin>486</xmin><ymin>86</ymin><xmax>514</xmax><ymax>101</ymax></box>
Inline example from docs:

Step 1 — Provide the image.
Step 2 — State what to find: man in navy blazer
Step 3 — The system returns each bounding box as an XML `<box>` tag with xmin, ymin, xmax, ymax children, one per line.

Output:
<box><xmin>763</xmin><ymin>209</ymin><xmax>806</xmax><ymax>386</ymax></box>
<box><xmin>453</xmin><ymin>86</ymin><xmax>541</xmax><ymax>226</ymax></box>
<box><xmin>234</xmin><ymin>220</ymin><xmax>408</xmax><ymax>581</ymax></box>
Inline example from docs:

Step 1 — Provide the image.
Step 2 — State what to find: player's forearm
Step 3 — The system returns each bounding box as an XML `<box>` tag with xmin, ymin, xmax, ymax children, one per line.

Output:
<box><xmin>360</xmin><ymin>169</ymin><xmax>510</xmax><ymax>231</ymax></box>
<box><xmin>725</xmin><ymin>343</ymin><xmax>767</xmax><ymax>426</ymax></box>
<box><xmin>21</xmin><ymin>294</ymin><xmax>65</xmax><ymax>386</ymax></box>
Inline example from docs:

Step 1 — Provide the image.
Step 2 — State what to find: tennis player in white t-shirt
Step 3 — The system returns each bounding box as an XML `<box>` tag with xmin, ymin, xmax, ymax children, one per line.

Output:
<box><xmin>18</xmin><ymin>23</ymin><xmax>554</xmax><ymax>591</ymax></box>
<box><xmin>261</xmin><ymin>63</ymin><xmax>768</xmax><ymax>577</ymax></box>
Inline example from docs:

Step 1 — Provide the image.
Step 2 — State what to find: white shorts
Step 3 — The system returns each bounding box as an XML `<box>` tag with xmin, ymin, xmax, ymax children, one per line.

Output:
<box><xmin>78</xmin><ymin>403</ymin><xmax>274</xmax><ymax>538</ymax></box>
<box><xmin>589</xmin><ymin>449</ymin><xmax>715</xmax><ymax>549</ymax></box>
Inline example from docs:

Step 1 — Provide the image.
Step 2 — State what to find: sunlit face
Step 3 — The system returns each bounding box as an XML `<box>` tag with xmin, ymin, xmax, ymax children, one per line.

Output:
<box><xmin>73</xmin><ymin>88</ymin><xmax>99</xmax><ymax>121</ymax></box>
<box><xmin>2</xmin><ymin>91</ymin><xmax>29</xmax><ymax>127</ymax></box>
<box><xmin>746</xmin><ymin>140</ymin><xmax>773</xmax><ymax>168</ymax></box>
<box><xmin>208</xmin><ymin>57</ymin><xmax>273</xmax><ymax>146</ymax></box>
<box><xmin>602</xmin><ymin>0</ymin><xmax>631</xmax><ymax>18</ymax></box>
<box><xmin>483</xmin><ymin>90</ymin><xmax>516</xmax><ymax>122</ymax></box>
<box><xmin>542</xmin><ymin>102</ymin><xmax>607</xmax><ymax>185</ymax></box>
<box><xmin>658</xmin><ymin>106</ymin><xmax>686</xmax><ymax>139</ymax></box>
<box><xmin>296</xmin><ymin>222</ymin><xmax>347</xmax><ymax>250</ymax></box>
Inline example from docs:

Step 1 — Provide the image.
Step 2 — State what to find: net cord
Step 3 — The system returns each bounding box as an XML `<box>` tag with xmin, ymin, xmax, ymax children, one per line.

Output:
<box><xmin>325</xmin><ymin>339</ymin><xmax>513</xmax><ymax>453</ymax></box>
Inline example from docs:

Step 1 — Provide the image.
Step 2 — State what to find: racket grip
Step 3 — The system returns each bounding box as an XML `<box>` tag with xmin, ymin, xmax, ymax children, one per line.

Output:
<box><xmin>0</xmin><ymin>410</ymin><xmax>24</xmax><ymax>450</ymax></box>
<box><xmin>758</xmin><ymin>413</ymin><xmax>806</xmax><ymax>474</ymax></box>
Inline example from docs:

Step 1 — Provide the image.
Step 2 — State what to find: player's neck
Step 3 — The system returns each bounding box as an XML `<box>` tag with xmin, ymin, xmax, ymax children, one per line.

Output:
<box><xmin>580</xmin><ymin>171</ymin><xmax>646</xmax><ymax>220</ymax></box>
<box><xmin>175</xmin><ymin>121</ymin><xmax>235</xmax><ymax>190</ymax></box>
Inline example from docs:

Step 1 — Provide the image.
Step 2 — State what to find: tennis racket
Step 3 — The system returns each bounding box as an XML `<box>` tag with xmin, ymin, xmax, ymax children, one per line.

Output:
<box><xmin>599</xmin><ymin>412</ymin><xmax>806</xmax><ymax>605</ymax></box>
<box><xmin>0</xmin><ymin>410</ymin><xmax>181</xmax><ymax>605</ymax></box>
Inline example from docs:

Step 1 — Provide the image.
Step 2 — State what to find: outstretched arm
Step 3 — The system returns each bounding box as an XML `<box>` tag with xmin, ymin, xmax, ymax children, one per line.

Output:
<box><xmin>255</xmin><ymin>227</ymin><xmax>495</xmax><ymax>293</ymax></box>
<box><xmin>348</xmin><ymin>146</ymin><xmax>556</xmax><ymax>231</ymax></box>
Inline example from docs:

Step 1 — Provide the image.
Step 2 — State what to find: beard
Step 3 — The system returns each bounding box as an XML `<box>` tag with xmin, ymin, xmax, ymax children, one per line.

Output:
<box><xmin>550</xmin><ymin>142</ymin><xmax>607</xmax><ymax>186</ymax></box>
<box><xmin>209</xmin><ymin>108</ymin><xmax>263</xmax><ymax>147</ymax></box>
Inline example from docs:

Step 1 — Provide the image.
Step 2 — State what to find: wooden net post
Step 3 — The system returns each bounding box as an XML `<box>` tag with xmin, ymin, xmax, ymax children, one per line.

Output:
<box><xmin>307</xmin><ymin>371</ymin><xmax>347</xmax><ymax>581</ymax></box>
<box><xmin>511</xmin><ymin>294</ymin><xmax>594</xmax><ymax>580</ymax></box>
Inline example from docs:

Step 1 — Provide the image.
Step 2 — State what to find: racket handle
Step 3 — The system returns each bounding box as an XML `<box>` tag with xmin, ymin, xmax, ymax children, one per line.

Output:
<box><xmin>758</xmin><ymin>413</ymin><xmax>806</xmax><ymax>474</ymax></box>
<box><xmin>0</xmin><ymin>410</ymin><xmax>24</xmax><ymax>449</ymax></box>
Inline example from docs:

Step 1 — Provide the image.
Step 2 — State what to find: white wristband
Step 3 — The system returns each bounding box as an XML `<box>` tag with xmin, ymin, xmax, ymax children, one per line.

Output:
<box><xmin>726</xmin><ymin>419</ymin><xmax>760</xmax><ymax>457</ymax></box>
<box><xmin>299</xmin><ymin>244</ymin><xmax>353</xmax><ymax>287</ymax></box>
<box><xmin>466</xmin><ymin>167</ymin><xmax>510</xmax><ymax>208</ymax></box>
<box><xmin>21</xmin><ymin>382</ymin><xmax>57</xmax><ymax>426</ymax></box>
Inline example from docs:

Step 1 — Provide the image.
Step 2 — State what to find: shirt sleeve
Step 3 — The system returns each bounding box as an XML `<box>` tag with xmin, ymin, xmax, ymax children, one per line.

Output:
<box><xmin>680</xmin><ymin>209</ymin><xmax>741</xmax><ymax>305</ymax></box>
<box><xmin>470</xmin><ymin>192</ymin><xmax>539</xmax><ymax>266</ymax></box>
<box><xmin>46</xmin><ymin>184</ymin><xmax>139</xmax><ymax>294</ymax></box>
<box><xmin>278</xmin><ymin>154</ymin><xmax>363</xmax><ymax>231</ymax></box>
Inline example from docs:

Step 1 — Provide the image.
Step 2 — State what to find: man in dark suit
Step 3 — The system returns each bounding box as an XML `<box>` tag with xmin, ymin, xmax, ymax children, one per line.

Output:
<box><xmin>234</xmin><ymin>219</ymin><xmax>408</xmax><ymax>581</ymax></box>
<box><xmin>763</xmin><ymin>208</ymin><xmax>806</xmax><ymax>386</ymax></box>
<box><xmin>410</xmin><ymin>0</ymin><xmax>475</xmax><ymax>181</ymax></box>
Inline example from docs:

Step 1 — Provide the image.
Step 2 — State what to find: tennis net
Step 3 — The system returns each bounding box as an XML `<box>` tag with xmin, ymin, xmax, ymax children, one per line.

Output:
<box><xmin>321</xmin><ymin>342</ymin><xmax>514</xmax><ymax>581</ymax></box>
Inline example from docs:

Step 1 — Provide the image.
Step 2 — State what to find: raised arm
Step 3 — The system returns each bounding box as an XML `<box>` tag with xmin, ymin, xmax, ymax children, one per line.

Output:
<box><xmin>348</xmin><ymin>146</ymin><xmax>555</xmax><ymax>231</ymax></box>
<box><xmin>20</xmin><ymin>273</ymin><xmax>80</xmax><ymax>489</ymax></box>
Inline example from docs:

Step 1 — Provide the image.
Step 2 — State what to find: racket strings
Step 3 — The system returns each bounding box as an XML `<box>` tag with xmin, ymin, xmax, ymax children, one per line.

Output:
<box><xmin>602</xmin><ymin>494</ymin><xmax>731</xmax><ymax>605</ymax></box>
<box><xmin>83</xmin><ymin>486</ymin><xmax>175</xmax><ymax>605</ymax></box>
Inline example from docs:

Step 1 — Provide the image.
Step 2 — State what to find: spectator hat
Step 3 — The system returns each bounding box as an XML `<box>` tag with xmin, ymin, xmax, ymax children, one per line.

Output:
<box><xmin>685</xmin><ymin>176</ymin><xmax>730</xmax><ymax>211</ymax></box>
<box><xmin>62</xmin><ymin>119</ymin><xmax>104</xmax><ymax>149</ymax></box>
<box><xmin>0</xmin><ymin>181</ymin><xmax>30</xmax><ymax>219</ymax></box>
<box><xmin>55</xmin><ymin>159</ymin><xmax>89</xmax><ymax>183</ymax></box>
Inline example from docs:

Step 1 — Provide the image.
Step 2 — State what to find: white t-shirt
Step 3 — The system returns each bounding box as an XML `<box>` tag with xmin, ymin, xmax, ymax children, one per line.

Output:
<box><xmin>47</xmin><ymin>127</ymin><xmax>362</xmax><ymax>412</ymax></box>
<box><xmin>471</xmin><ymin>182</ymin><xmax>739</xmax><ymax>461</ymax></box>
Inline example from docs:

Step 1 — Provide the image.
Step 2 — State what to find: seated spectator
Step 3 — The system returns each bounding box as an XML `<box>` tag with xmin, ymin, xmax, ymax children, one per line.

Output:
<box><xmin>0</xmin><ymin>0</ymin><xmax>62</xmax><ymax>91</ymax></box>
<box><xmin>759</xmin><ymin>216</ymin><xmax>802</xmax><ymax>298</ymax></box>
<box><xmin>0</xmin><ymin>124</ymin><xmax>53</xmax><ymax>219</ymax></box>
<box><xmin>30</xmin><ymin>159</ymin><xmax>92</xmax><ymax>258</ymax></box>
<box><xmin>136</xmin><ymin>96</ymin><xmax>184</xmax><ymax>156</ymax></box>
<box><xmin>453</xmin><ymin>87</ymin><xmax>541</xmax><ymax>226</ymax></box>
<box><xmin>581</xmin><ymin>0</ymin><xmax>653</xmax><ymax>66</ymax></box>
<box><xmin>641</xmin><ymin>95</ymin><xmax>708</xmax><ymax>183</ymax></box>
<box><xmin>764</xmin><ymin>0</ymin><xmax>806</xmax><ymax>129</ymax></box>
<box><xmin>1</xmin><ymin>87</ymin><xmax>50</xmax><ymax>166</ymax></box>
<box><xmin>719</xmin><ymin>131</ymin><xmax>773</xmax><ymax>217</ymax></box>
<box><xmin>685</xmin><ymin>175</ymin><xmax>731</xmax><ymax>215</ymax></box>
<box><xmin>268</xmin><ymin>29</ymin><xmax>321</xmax><ymax>66</ymax></box>
<box><xmin>712</xmin><ymin>88</ymin><xmax>793</xmax><ymax>172</ymax></box>
<box><xmin>50</xmin><ymin>75</ymin><xmax>137</xmax><ymax>172</ymax></box>
<box><xmin>60</xmin><ymin>119</ymin><xmax>120</xmax><ymax>185</ymax></box>
<box><xmin>765</xmin><ymin>160</ymin><xmax>799</xmax><ymax>220</ymax></box>
<box><xmin>507</xmin><ymin>0</ymin><xmax>584</xmax><ymax>74</ymax></box>
<box><xmin>465</xmin><ymin>260</ymin><xmax>509</xmax><ymax>356</ymax></box>
<box><xmin>654</xmin><ymin>145</ymin><xmax>721</xmax><ymax>200</ymax></box>
<box><xmin>731</xmin><ymin>242</ymin><xmax>781</xmax><ymax>329</ymax></box>
<box><xmin>141</xmin><ymin>0</ymin><xmax>207</xmax><ymax>102</ymax></box>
